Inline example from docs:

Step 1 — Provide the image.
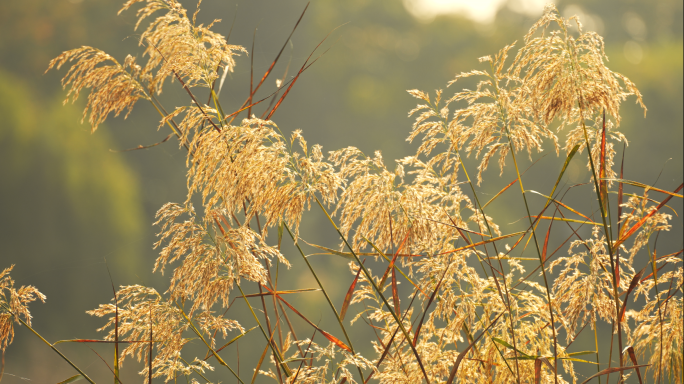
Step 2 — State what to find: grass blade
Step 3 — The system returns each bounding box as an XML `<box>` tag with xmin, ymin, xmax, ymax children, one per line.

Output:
<box><xmin>251</xmin><ymin>4</ymin><xmax>308</xmax><ymax>101</ymax></box>
<box><xmin>57</xmin><ymin>375</ymin><xmax>84</xmax><ymax>384</ymax></box>
<box><xmin>483</xmin><ymin>178</ymin><xmax>518</xmax><ymax>209</ymax></box>
<box><xmin>301</xmin><ymin>239</ymin><xmax>421</xmax><ymax>259</ymax></box>
<box><xmin>482</xmin><ymin>154</ymin><xmax>547</xmax><ymax>209</ymax></box>
<box><xmin>89</xmin><ymin>347</ymin><xmax>124</xmax><ymax>384</ymax></box>
<box><xmin>542</xmin><ymin>209</ymin><xmax>556</xmax><ymax>263</ymax></box>
<box><xmin>265</xmin><ymin>31</ymin><xmax>331</xmax><ymax>120</ymax></box>
<box><xmin>600</xmin><ymin>110</ymin><xmax>607</xmax><ymax>206</ymax></box>
<box><xmin>436</xmin><ymin>231</ymin><xmax>526</xmax><ymax>256</ymax></box>
<box><xmin>624</xmin><ymin>346</ymin><xmax>644</xmax><ymax>384</ymax></box>
<box><xmin>417</xmin><ymin>216</ymin><xmax>490</xmax><ymax>237</ymax></box>
<box><xmin>211</xmin><ymin>327</ymin><xmax>257</xmax><ymax>356</ymax></box>
<box><xmin>492</xmin><ymin>337</ymin><xmax>532</xmax><ymax>358</ymax></box>
<box><xmin>237</xmin><ymin>288</ymin><xmax>321</xmax><ymax>298</ymax></box>
<box><xmin>413</xmin><ymin>267</ymin><xmax>450</xmax><ymax>347</ymax></box>
<box><xmin>248</xmin><ymin>28</ymin><xmax>256</xmax><ymax>117</ymax></box>
<box><xmin>614</xmin><ymin>183</ymin><xmax>683</xmax><ymax>249</ymax></box>
<box><xmin>548</xmin><ymin>143</ymin><xmax>581</xmax><ymax>208</ymax></box>
<box><xmin>391</xmin><ymin>268</ymin><xmax>400</xmax><ymax>317</ymax></box>
<box><xmin>55</xmin><ymin>339</ymin><xmax>151</xmax><ymax>344</ymax></box>
<box><xmin>617</xmin><ymin>145</ymin><xmax>625</xmax><ymax>287</ymax></box>
<box><xmin>104</xmin><ymin>264</ymin><xmax>120</xmax><ymax>384</ymax></box>
<box><xmin>527</xmin><ymin>191</ymin><xmax>596</xmax><ymax>223</ymax></box>
<box><xmin>531</xmin><ymin>216</ymin><xmax>601</xmax><ymax>225</ymax></box>
<box><xmin>378</xmin><ymin>230</ymin><xmax>411</xmax><ymax>289</ymax></box>
<box><xmin>579</xmin><ymin>365</ymin><xmax>650</xmax><ymax>384</ymax></box>
<box><xmin>446</xmin><ymin>312</ymin><xmax>503</xmax><ymax>384</ymax></box>
<box><xmin>389</xmin><ymin>213</ymin><xmax>399</xmax><ymax>317</ymax></box>
<box><xmin>251</xmin><ymin>343</ymin><xmax>270</xmax><ymax>384</ymax></box>
<box><xmin>604</xmin><ymin>178</ymin><xmax>684</xmax><ymax>199</ymax></box>
<box><xmin>341</xmin><ymin>260</ymin><xmax>365</xmax><ymax>321</ymax></box>
<box><xmin>271</xmin><ymin>288</ymin><xmax>351</xmax><ymax>352</ymax></box>
<box><xmin>640</xmin><ymin>263</ymin><xmax>668</xmax><ymax>283</ymax></box>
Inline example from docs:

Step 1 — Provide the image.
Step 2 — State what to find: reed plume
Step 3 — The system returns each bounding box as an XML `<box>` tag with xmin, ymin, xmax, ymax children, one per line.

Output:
<box><xmin>5</xmin><ymin>2</ymin><xmax>677</xmax><ymax>383</ymax></box>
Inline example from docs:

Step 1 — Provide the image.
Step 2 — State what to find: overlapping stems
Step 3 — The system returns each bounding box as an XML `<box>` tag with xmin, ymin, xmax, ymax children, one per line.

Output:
<box><xmin>509</xmin><ymin>7</ymin><xmax>646</xmax><ymax>381</ymax></box>
<box><xmin>404</xmin><ymin>4</ymin><xmax>660</xmax><ymax>382</ymax></box>
<box><xmin>39</xmin><ymin>1</ymin><xmax>683</xmax><ymax>383</ymax></box>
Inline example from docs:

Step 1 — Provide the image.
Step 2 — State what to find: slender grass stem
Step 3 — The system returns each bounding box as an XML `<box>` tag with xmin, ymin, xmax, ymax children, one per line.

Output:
<box><xmin>502</xmin><ymin>124</ymin><xmax>560</xmax><ymax>379</ymax></box>
<box><xmin>1</xmin><ymin>304</ymin><xmax>96</xmax><ymax>384</ymax></box>
<box><xmin>434</xmin><ymin>98</ymin><xmax>522</xmax><ymax>384</ymax></box>
<box><xmin>483</xmin><ymin>60</ymin><xmax>559</xmax><ymax>382</ymax></box>
<box><xmin>593</xmin><ymin>315</ymin><xmax>601</xmax><ymax>384</ymax></box>
<box><xmin>174</xmin><ymin>302</ymin><xmax>246</xmax><ymax>384</ymax></box>
<box><xmin>235</xmin><ymin>282</ymin><xmax>292</xmax><ymax>377</ymax></box>
<box><xmin>283</xmin><ymin>223</ymin><xmax>366</xmax><ymax>383</ymax></box>
<box><xmin>648</xmin><ymin>241</ymin><xmax>665</xmax><ymax>384</ymax></box>
<box><xmin>315</xmin><ymin>196</ymin><xmax>432</xmax><ymax>384</ymax></box>
<box><xmin>558</xmin><ymin>21</ymin><xmax>625</xmax><ymax>379</ymax></box>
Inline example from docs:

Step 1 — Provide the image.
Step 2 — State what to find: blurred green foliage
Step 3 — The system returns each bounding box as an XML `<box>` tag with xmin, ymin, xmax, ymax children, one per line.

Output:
<box><xmin>0</xmin><ymin>70</ymin><xmax>146</xmax><ymax>380</ymax></box>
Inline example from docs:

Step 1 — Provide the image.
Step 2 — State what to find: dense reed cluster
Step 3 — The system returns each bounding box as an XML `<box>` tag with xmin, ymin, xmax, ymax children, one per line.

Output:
<box><xmin>2</xmin><ymin>0</ymin><xmax>681</xmax><ymax>383</ymax></box>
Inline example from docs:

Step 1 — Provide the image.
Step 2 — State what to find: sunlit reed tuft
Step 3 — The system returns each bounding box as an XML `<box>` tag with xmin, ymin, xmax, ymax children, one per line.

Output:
<box><xmin>4</xmin><ymin>2</ymin><xmax>679</xmax><ymax>383</ymax></box>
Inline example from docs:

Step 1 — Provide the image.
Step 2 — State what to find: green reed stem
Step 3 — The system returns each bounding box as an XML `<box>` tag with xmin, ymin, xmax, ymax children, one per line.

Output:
<box><xmin>416</xmin><ymin>104</ymin><xmax>523</xmax><ymax>382</ymax></box>
<box><xmin>1</xmin><ymin>304</ymin><xmax>97</xmax><ymax>384</ymax></box>
<box><xmin>559</xmin><ymin>22</ymin><xmax>624</xmax><ymax>378</ymax></box>
<box><xmin>364</xmin><ymin>238</ymin><xmax>516</xmax><ymax>378</ymax></box>
<box><xmin>437</xmin><ymin>99</ymin><xmax>522</xmax><ymax>383</ymax></box>
<box><xmin>579</xmin><ymin>118</ymin><xmax>624</xmax><ymax>381</ymax></box>
<box><xmin>283</xmin><ymin>222</ymin><xmax>366</xmax><ymax>383</ymax></box>
<box><xmin>235</xmin><ymin>282</ymin><xmax>292</xmax><ymax>378</ymax></box>
<box><xmin>648</xmin><ymin>242</ymin><xmax>664</xmax><ymax>384</ymax></box>
<box><xmin>314</xmin><ymin>196</ymin><xmax>432</xmax><ymax>383</ymax></box>
<box><xmin>174</xmin><ymin>303</ymin><xmax>245</xmax><ymax>384</ymax></box>
<box><xmin>593</xmin><ymin>315</ymin><xmax>601</xmax><ymax>384</ymax></box>
<box><xmin>484</xmin><ymin>61</ymin><xmax>559</xmax><ymax>382</ymax></box>
<box><xmin>502</xmin><ymin>124</ymin><xmax>560</xmax><ymax>376</ymax></box>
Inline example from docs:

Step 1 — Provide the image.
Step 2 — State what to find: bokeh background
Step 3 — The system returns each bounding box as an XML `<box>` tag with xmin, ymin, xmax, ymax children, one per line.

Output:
<box><xmin>1</xmin><ymin>0</ymin><xmax>681</xmax><ymax>382</ymax></box>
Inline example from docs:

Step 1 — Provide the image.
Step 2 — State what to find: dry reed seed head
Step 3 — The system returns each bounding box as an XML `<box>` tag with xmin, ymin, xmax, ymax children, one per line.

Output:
<box><xmin>46</xmin><ymin>47</ymin><xmax>150</xmax><ymax>132</ymax></box>
<box><xmin>511</xmin><ymin>5</ymin><xmax>645</xmax><ymax>129</ymax></box>
<box><xmin>562</xmin><ymin>115</ymin><xmax>627</xmax><ymax>188</ymax></box>
<box><xmin>47</xmin><ymin>0</ymin><xmax>247</xmax><ymax>132</ymax></box>
<box><xmin>46</xmin><ymin>2</ymin><xmax>678</xmax><ymax>382</ymax></box>
<box><xmin>153</xmin><ymin>203</ymin><xmax>286</xmax><ymax>314</ymax></box>
<box><xmin>410</xmin><ymin>49</ymin><xmax>560</xmax><ymax>186</ymax></box>
<box><xmin>121</xmin><ymin>0</ymin><xmax>246</xmax><ymax>94</ymax></box>
<box><xmin>330</xmin><ymin>147</ymin><xmax>475</xmax><ymax>256</ymax></box>
<box><xmin>270</xmin><ymin>340</ymin><xmax>374</xmax><ymax>384</ymax></box>
<box><xmin>549</xmin><ymin>234</ymin><xmax>631</xmax><ymax>339</ymax></box>
<box><xmin>186</xmin><ymin>118</ymin><xmax>342</xmax><ymax>241</ymax></box>
<box><xmin>0</xmin><ymin>265</ymin><xmax>46</xmax><ymax>352</ymax></box>
<box><xmin>628</xmin><ymin>272</ymin><xmax>683</xmax><ymax>381</ymax></box>
<box><xmin>87</xmin><ymin>285</ymin><xmax>239</xmax><ymax>381</ymax></box>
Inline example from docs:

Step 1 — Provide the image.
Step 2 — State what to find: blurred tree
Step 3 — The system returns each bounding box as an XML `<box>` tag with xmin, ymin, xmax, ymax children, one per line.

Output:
<box><xmin>0</xmin><ymin>69</ymin><xmax>146</xmax><ymax>379</ymax></box>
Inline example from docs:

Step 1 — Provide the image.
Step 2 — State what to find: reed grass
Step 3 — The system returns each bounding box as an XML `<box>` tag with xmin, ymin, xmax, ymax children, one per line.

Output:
<box><xmin>1</xmin><ymin>1</ymin><xmax>681</xmax><ymax>383</ymax></box>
